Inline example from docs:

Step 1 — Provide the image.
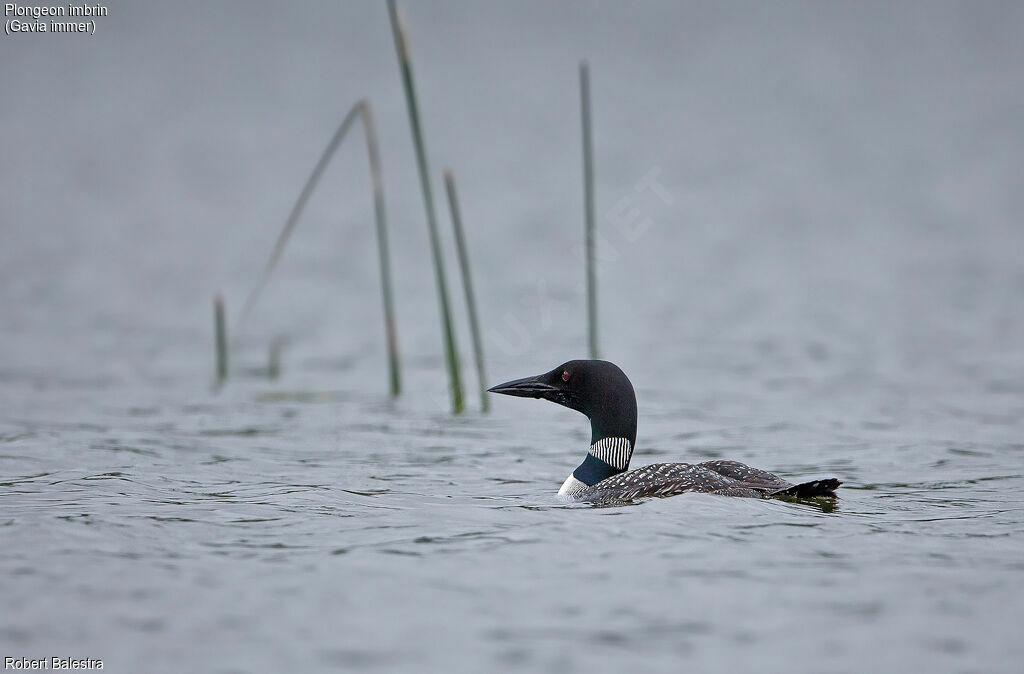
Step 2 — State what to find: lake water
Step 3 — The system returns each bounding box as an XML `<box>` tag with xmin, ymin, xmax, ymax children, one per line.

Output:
<box><xmin>2</xmin><ymin>2</ymin><xmax>1023</xmax><ymax>672</ymax></box>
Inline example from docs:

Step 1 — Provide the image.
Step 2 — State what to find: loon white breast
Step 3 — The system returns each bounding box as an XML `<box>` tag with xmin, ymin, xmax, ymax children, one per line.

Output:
<box><xmin>489</xmin><ymin>359</ymin><xmax>840</xmax><ymax>503</ymax></box>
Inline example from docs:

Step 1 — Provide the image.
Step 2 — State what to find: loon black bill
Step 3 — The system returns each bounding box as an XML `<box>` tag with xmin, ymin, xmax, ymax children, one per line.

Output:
<box><xmin>487</xmin><ymin>375</ymin><xmax>558</xmax><ymax>398</ymax></box>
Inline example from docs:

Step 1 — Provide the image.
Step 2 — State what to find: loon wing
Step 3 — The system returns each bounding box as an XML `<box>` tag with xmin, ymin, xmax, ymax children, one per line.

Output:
<box><xmin>581</xmin><ymin>462</ymin><xmax>771</xmax><ymax>501</ymax></box>
<box><xmin>700</xmin><ymin>461</ymin><xmax>841</xmax><ymax>497</ymax></box>
<box><xmin>697</xmin><ymin>460</ymin><xmax>792</xmax><ymax>491</ymax></box>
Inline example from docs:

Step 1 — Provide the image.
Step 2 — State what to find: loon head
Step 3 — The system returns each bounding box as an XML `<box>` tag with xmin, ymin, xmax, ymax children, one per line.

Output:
<box><xmin>489</xmin><ymin>360</ymin><xmax>638</xmax><ymax>497</ymax></box>
<box><xmin>488</xmin><ymin>359</ymin><xmax>637</xmax><ymax>445</ymax></box>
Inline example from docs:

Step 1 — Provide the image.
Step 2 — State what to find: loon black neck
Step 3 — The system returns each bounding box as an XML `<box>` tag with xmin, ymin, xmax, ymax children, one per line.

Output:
<box><xmin>587</xmin><ymin>400</ymin><xmax>637</xmax><ymax>449</ymax></box>
<box><xmin>573</xmin><ymin>378</ymin><xmax>638</xmax><ymax>488</ymax></box>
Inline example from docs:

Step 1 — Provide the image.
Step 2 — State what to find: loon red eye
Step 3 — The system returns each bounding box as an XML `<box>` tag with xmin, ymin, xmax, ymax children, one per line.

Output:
<box><xmin>562</xmin><ymin>371</ymin><xmax>570</xmax><ymax>382</ymax></box>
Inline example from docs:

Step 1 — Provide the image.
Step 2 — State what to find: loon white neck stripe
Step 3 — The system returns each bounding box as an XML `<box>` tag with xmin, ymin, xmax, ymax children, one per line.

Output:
<box><xmin>588</xmin><ymin>437</ymin><xmax>632</xmax><ymax>471</ymax></box>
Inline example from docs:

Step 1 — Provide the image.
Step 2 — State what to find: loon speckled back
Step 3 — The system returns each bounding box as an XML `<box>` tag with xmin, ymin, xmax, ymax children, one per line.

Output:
<box><xmin>489</xmin><ymin>360</ymin><xmax>840</xmax><ymax>503</ymax></box>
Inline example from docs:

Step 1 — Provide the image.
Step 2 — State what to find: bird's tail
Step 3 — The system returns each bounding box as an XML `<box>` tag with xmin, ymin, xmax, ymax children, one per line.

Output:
<box><xmin>772</xmin><ymin>478</ymin><xmax>841</xmax><ymax>498</ymax></box>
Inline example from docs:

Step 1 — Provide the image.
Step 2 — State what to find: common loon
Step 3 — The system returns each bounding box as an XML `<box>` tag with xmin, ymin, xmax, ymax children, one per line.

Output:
<box><xmin>489</xmin><ymin>360</ymin><xmax>840</xmax><ymax>502</ymax></box>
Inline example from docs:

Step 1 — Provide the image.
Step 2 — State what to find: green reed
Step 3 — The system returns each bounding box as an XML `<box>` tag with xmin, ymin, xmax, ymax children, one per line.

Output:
<box><xmin>387</xmin><ymin>0</ymin><xmax>464</xmax><ymax>414</ymax></box>
<box><xmin>359</xmin><ymin>100</ymin><xmax>401</xmax><ymax>396</ymax></box>
<box><xmin>444</xmin><ymin>170</ymin><xmax>489</xmax><ymax>413</ymax></box>
<box><xmin>214</xmin><ymin>295</ymin><xmax>228</xmax><ymax>384</ymax></box>
<box><xmin>580</xmin><ymin>61</ymin><xmax>598</xmax><ymax>359</ymax></box>
<box><xmin>267</xmin><ymin>337</ymin><xmax>283</xmax><ymax>381</ymax></box>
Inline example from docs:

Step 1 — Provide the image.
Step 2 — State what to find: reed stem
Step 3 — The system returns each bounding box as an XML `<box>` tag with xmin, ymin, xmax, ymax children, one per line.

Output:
<box><xmin>444</xmin><ymin>170</ymin><xmax>489</xmax><ymax>413</ymax></box>
<box><xmin>359</xmin><ymin>100</ymin><xmax>401</xmax><ymax>397</ymax></box>
<box><xmin>580</xmin><ymin>61</ymin><xmax>598</xmax><ymax>359</ymax></box>
<box><xmin>268</xmin><ymin>337</ymin><xmax>282</xmax><ymax>381</ymax></box>
<box><xmin>214</xmin><ymin>295</ymin><xmax>228</xmax><ymax>383</ymax></box>
<box><xmin>387</xmin><ymin>0</ymin><xmax>464</xmax><ymax>414</ymax></box>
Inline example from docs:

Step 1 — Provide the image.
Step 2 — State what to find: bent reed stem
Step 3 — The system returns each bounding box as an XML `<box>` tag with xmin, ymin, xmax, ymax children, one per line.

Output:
<box><xmin>233</xmin><ymin>98</ymin><xmax>402</xmax><ymax>396</ymax></box>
